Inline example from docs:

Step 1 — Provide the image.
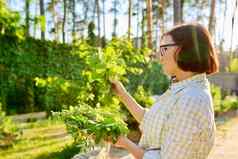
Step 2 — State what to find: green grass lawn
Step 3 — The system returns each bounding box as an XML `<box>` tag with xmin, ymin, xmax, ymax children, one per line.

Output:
<box><xmin>0</xmin><ymin>119</ymin><xmax>81</xmax><ymax>159</ymax></box>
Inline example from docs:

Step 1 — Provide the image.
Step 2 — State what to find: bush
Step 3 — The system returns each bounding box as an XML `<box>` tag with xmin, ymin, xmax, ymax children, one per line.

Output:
<box><xmin>0</xmin><ymin>101</ymin><xmax>20</xmax><ymax>148</ymax></box>
<box><xmin>34</xmin><ymin>77</ymin><xmax>80</xmax><ymax>114</ymax></box>
<box><xmin>211</xmin><ymin>84</ymin><xmax>238</xmax><ymax>114</ymax></box>
<box><xmin>0</xmin><ymin>0</ymin><xmax>23</xmax><ymax>37</ymax></box>
<box><xmin>51</xmin><ymin>39</ymin><xmax>169</xmax><ymax>152</ymax></box>
<box><xmin>1</xmin><ymin>32</ymin><xmax>169</xmax><ymax>152</ymax></box>
<box><xmin>220</xmin><ymin>96</ymin><xmax>238</xmax><ymax>113</ymax></box>
<box><xmin>1</xmin><ymin>31</ymin><xmax>169</xmax><ymax>115</ymax></box>
<box><xmin>211</xmin><ymin>84</ymin><xmax>222</xmax><ymax>113</ymax></box>
<box><xmin>227</xmin><ymin>58</ymin><xmax>238</xmax><ymax>73</ymax></box>
<box><xmin>0</xmin><ymin>36</ymin><xmax>80</xmax><ymax>114</ymax></box>
<box><xmin>54</xmin><ymin>104</ymin><xmax>128</xmax><ymax>151</ymax></box>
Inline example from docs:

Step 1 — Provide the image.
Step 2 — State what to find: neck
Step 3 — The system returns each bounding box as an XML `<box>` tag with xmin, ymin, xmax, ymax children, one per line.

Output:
<box><xmin>173</xmin><ymin>70</ymin><xmax>197</xmax><ymax>82</ymax></box>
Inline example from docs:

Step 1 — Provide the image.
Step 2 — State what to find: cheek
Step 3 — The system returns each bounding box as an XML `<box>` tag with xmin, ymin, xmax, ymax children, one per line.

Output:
<box><xmin>162</xmin><ymin>55</ymin><xmax>177</xmax><ymax>72</ymax></box>
<box><xmin>162</xmin><ymin>53</ymin><xmax>176</xmax><ymax>65</ymax></box>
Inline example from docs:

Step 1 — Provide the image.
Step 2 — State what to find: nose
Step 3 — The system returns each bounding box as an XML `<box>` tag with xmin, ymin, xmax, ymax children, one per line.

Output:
<box><xmin>149</xmin><ymin>53</ymin><xmax>156</xmax><ymax>59</ymax></box>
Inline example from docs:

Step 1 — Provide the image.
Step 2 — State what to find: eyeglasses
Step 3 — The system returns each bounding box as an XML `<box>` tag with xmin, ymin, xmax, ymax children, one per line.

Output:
<box><xmin>159</xmin><ymin>43</ymin><xmax>178</xmax><ymax>57</ymax></box>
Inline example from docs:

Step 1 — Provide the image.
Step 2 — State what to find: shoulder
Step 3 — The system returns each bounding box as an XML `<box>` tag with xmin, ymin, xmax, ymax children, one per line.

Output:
<box><xmin>176</xmin><ymin>86</ymin><xmax>212</xmax><ymax>113</ymax></box>
<box><xmin>181</xmin><ymin>85</ymin><xmax>211</xmax><ymax>103</ymax></box>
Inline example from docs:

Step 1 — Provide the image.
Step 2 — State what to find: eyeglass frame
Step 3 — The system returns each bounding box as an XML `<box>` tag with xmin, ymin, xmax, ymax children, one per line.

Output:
<box><xmin>159</xmin><ymin>43</ymin><xmax>178</xmax><ymax>57</ymax></box>
<box><xmin>150</xmin><ymin>43</ymin><xmax>179</xmax><ymax>59</ymax></box>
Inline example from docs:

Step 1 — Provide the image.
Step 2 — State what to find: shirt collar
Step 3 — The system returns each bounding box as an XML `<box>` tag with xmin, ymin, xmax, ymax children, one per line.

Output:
<box><xmin>170</xmin><ymin>73</ymin><xmax>209</xmax><ymax>94</ymax></box>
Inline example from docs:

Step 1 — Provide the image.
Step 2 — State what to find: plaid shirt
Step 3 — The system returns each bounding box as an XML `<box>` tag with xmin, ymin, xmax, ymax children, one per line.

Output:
<box><xmin>139</xmin><ymin>73</ymin><xmax>215</xmax><ymax>159</ymax></box>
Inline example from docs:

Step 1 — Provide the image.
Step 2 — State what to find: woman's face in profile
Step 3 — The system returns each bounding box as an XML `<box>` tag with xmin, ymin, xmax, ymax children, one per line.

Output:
<box><xmin>159</xmin><ymin>35</ymin><xmax>180</xmax><ymax>76</ymax></box>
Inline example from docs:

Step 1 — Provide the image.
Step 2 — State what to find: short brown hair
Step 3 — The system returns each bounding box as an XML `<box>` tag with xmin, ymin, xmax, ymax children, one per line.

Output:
<box><xmin>163</xmin><ymin>23</ymin><xmax>219</xmax><ymax>74</ymax></box>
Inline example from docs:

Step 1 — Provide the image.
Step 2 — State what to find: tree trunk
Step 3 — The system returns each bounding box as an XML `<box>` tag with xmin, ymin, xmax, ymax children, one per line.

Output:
<box><xmin>222</xmin><ymin>0</ymin><xmax>227</xmax><ymax>40</ymax></box>
<box><xmin>72</xmin><ymin>0</ymin><xmax>76</xmax><ymax>41</ymax></box>
<box><xmin>112</xmin><ymin>0</ymin><xmax>118</xmax><ymax>37</ymax></box>
<box><xmin>83</xmin><ymin>1</ymin><xmax>89</xmax><ymax>21</ymax></box>
<box><xmin>92</xmin><ymin>0</ymin><xmax>97</xmax><ymax>22</ymax></box>
<box><xmin>136</xmin><ymin>0</ymin><xmax>140</xmax><ymax>40</ymax></box>
<box><xmin>158</xmin><ymin>0</ymin><xmax>165</xmax><ymax>34</ymax></box>
<box><xmin>146</xmin><ymin>0</ymin><xmax>153</xmax><ymax>49</ymax></box>
<box><xmin>102</xmin><ymin>0</ymin><xmax>106</xmax><ymax>38</ymax></box>
<box><xmin>47</xmin><ymin>0</ymin><xmax>58</xmax><ymax>41</ymax></box>
<box><xmin>25</xmin><ymin>0</ymin><xmax>30</xmax><ymax>37</ymax></box>
<box><xmin>141</xmin><ymin>8</ymin><xmax>146</xmax><ymax>48</ymax></box>
<box><xmin>96</xmin><ymin>0</ymin><xmax>101</xmax><ymax>46</ymax></box>
<box><xmin>40</xmin><ymin>0</ymin><xmax>45</xmax><ymax>40</ymax></box>
<box><xmin>33</xmin><ymin>1</ymin><xmax>38</xmax><ymax>37</ymax></box>
<box><xmin>229</xmin><ymin>0</ymin><xmax>238</xmax><ymax>67</ymax></box>
<box><xmin>54</xmin><ymin>1</ymin><xmax>59</xmax><ymax>41</ymax></box>
<box><xmin>173</xmin><ymin>0</ymin><xmax>182</xmax><ymax>25</ymax></box>
<box><xmin>62</xmin><ymin>0</ymin><xmax>67</xmax><ymax>43</ymax></box>
<box><xmin>128</xmin><ymin>0</ymin><xmax>132</xmax><ymax>40</ymax></box>
<box><xmin>208</xmin><ymin>0</ymin><xmax>216</xmax><ymax>36</ymax></box>
<box><xmin>83</xmin><ymin>1</ymin><xmax>89</xmax><ymax>37</ymax></box>
<box><xmin>181</xmin><ymin>0</ymin><xmax>184</xmax><ymax>23</ymax></box>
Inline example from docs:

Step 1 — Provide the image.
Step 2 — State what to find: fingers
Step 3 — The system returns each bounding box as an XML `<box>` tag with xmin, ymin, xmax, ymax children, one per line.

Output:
<box><xmin>109</xmin><ymin>79</ymin><xmax>126</xmax><ymax>98</ymax></box>
<box><xmin>105</xmin><ymin>136</ymin><xmax>113</xmax><ymax>144</ymax></box>
<box><xmin>109</xmin><ymin>78</ymin><xmax>119</xmax><ymax>85</ymax></box>
<box><xmin>113</xmin><ymin>136</ymin><xmax>127</xmax><ymax>148</ymax></box>
<box><xmin>109</xmin><ymin>77</ymin><xmax>118</xmax><ymax>83</ymax></box>
<box><xmin>109</xmin><ymin>79</ymin><xmax>121</xmax><ymax>89</ymax></box>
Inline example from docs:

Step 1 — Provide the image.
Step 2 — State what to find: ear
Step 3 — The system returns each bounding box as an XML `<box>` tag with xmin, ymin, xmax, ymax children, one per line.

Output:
<box><xmin>173</xmin><ymin>47</ymin><xmax>182</xmax><ymax>61</ymax></box>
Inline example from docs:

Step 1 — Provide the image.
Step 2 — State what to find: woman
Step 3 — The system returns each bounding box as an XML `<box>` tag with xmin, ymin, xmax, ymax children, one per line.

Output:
<box><xmin>110</xmin><ymin>23</ymin><xmax>219</xmax><ymax>159</ymax></box>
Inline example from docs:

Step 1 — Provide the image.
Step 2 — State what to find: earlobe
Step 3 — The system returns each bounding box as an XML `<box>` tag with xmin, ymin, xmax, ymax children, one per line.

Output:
<box><xmin>175</xmin><ymin>47</ymin><xmax>182</xmax><ymax>55</ymax></box>
<box><xmin>174</xmin><ymin>47</ymin><xmax>181</xmax><ymax>61</ymax></box>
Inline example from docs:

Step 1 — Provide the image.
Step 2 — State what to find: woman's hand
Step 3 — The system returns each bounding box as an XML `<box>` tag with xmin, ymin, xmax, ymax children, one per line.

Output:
<box><xmin>110</xmin><ymin>79</ymin><xmax>145</xmax><ymax>123</ymax></box>
<box><xmin>106</xmin><ymin>135</ymin><xmax>128</xmax><ymax>149</ymax></box>
<box><xmin>110</xmin><ymin>80</ymin><xmax>127</xmax><ymax>98</ymax></box>
<box><xmin>109</xmin><ymin>136</ymin><xmax>145</xmax><ymax>159</ymax></box>
<box><xmin>113</xmin><ymin>136</ymin><xmax>128</xmax><ymax>148</ymax></box>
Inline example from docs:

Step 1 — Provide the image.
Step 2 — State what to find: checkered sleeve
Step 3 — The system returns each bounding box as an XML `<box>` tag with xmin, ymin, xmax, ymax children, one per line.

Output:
<box><xmin>160</xmin><ymin>95</ymin><xmax>207</xmax><ymax>159</ymax></box>
<box><xmin>138</xmin><ymin>108</ymin><xmax>150</xmax><ymax>148</ymax></box>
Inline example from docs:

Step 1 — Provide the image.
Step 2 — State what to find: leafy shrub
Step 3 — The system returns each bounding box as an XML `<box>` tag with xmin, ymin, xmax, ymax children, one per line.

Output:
<box><xmin>210</xmin><ymin>84</ymin><xmax>222</xmax><ymax>113</ymax></box>
<box><xmin>0</xmin><ymin>101</ymin><xmax>19</xmax><ymax>148</ymax></box>
<box><xmin>51</xmin><ymin>39</ymin><xmax>169</xmax><ymax>152</ymax></box>
<box><xmin>54</xmin><ymin>104</ymin><xmax>128</xmax><ymax>151</ymax></box>
<box><xmin>220</xmin><ymin>96</ymin><xmax>238</xmax><ymax>113</ymax></box>
<box><xmin>228</xmin><ymin>58</ymin><xmax>238</xmax><ymax>73</ymax></box>
<box><xmin>34</xmin><ymin>77</ymin><xmax>80</xmax><ymax>113</ymax></box>
<box><xmin>0</xmin><ymin>0</ymin><xmax>22</xmax><ymax>37</ymax></box>
<box><xmin>211</xmin><ymin>84</ymin><xmax>238</xmax><ymax>114</ymax></box>
<box><xmin>1</xmin><ymin>31</ymin><xmax>169</xmax><ymax>152</ymax></box>
<box><xmin>0</xmin><ymin>36</ymin><xmax>80</xmax><ymax>114</ymax></box>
